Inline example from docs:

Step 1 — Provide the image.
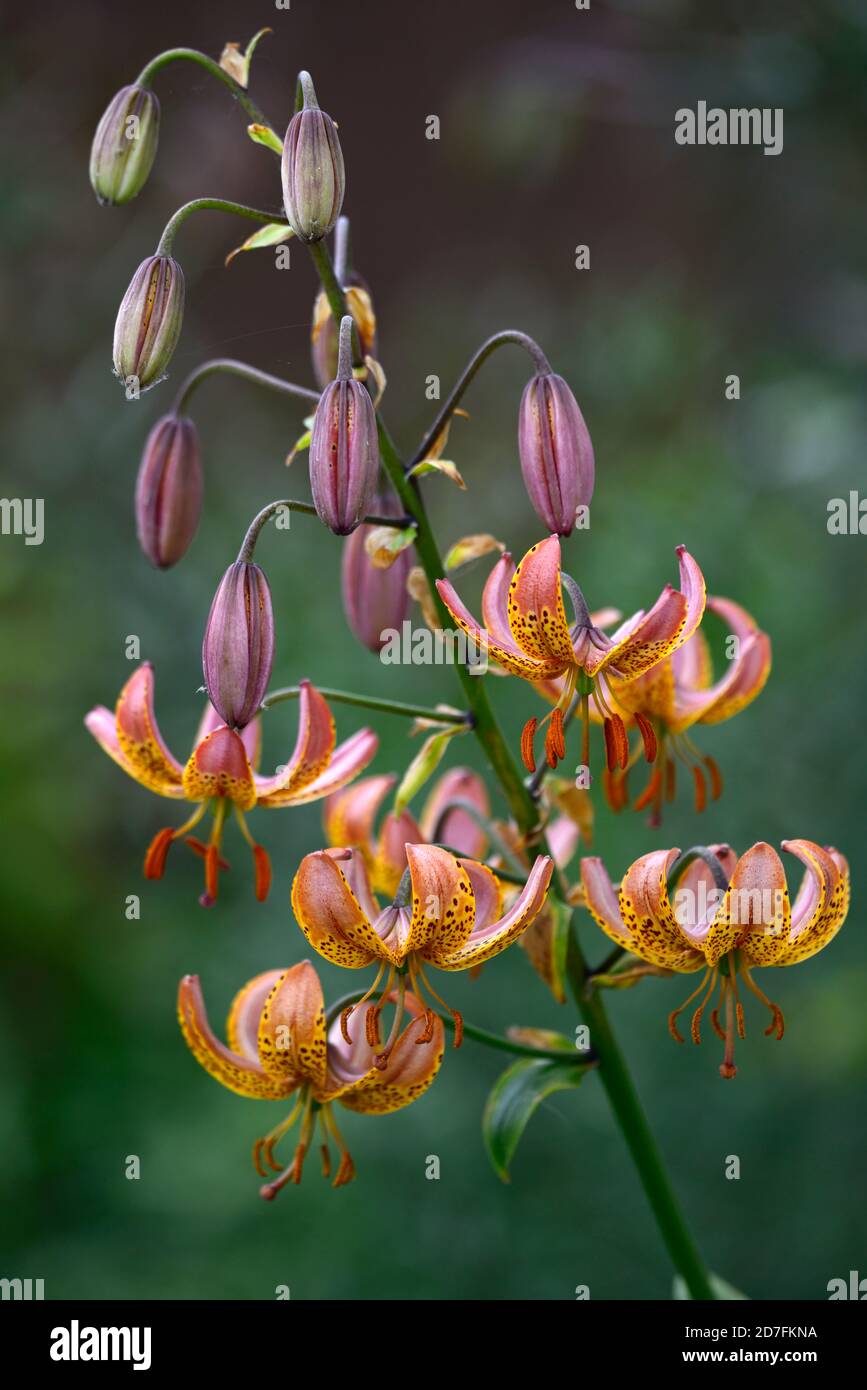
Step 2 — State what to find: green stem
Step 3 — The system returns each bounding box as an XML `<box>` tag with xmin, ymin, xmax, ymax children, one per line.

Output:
<box><xmin>136</xmin><ymin>48</ymin><xmax>271</xmax><ymax>128</ymax></box>
<box><xmin>238</xmin><ymin>499</ymin><xmax>410</xmax><ymax>563</ymax></box>
<box><xmin>325</xmin><ymin>990</ymin><xmax>593</xmax><ymax>1065</ymax></box>
<box><xmin>156</xmin><ymin>198</ymin><xmax>289</xmax><ymax>257</ymax></box>
<box><xmin>407</xmin><ymin>330</ymin><xmax>552</xmax><ymax>470</ymax></box>
<box><xmin>305</xmin><ymin>238</ymin><xmax>715</xmax><ymax>1302</ymax></box>
<box><xmin>172</xmin><ymin>359</ymin><xmax>320</xmax><ymax>415</ymax></box>
<box><xmin>262</xmin><ymin>685</ymin><xmax>471</xmax><ymax>726</ymax></box>
<box><xmin>566</xmin><ymin>923</ymin><xmax>715</xmax><ymax>1300</ymax></box>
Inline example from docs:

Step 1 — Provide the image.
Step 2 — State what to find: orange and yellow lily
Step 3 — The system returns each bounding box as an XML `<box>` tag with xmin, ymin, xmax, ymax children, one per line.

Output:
<box><xmin>436</xmin><ymin>535</ymin><xmax>705</xmax><ymax>778</ymax></box>
<box><xmin>292</xmin><ymin>841</ymin><xmax>553</xmax><ymax>1050</ymax></box>
<box><xmin>85</xmin><ymin>663</ymin><xmax>377</xmax><ymax>905</ymax></box>
<box><xmin>178</xmin><ymin>960</ymin><xmax>443</xmax><ymax>1199</ymax></box>
<box><xmin>581</xmin><ymin>839</ymin><xmax>850</xmax><ymax>1078</ymax></box>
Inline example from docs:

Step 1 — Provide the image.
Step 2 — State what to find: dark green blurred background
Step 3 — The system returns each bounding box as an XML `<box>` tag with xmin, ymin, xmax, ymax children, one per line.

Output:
<box><xmin>1</xmin><ymin>0</ymin><xmax>864</xmax><ymax>1300</ymax></box>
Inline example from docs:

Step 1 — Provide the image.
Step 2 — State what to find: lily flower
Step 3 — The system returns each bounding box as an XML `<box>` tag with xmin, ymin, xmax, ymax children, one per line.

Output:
<box><xmin>292</xmin><ymin>842</ymin><xmax>553</xmax><ymax>1053</ymax></box>
<box><xmin>85</xmin><ymin>663</ymin><xmax>377</xmax><ymax>906</ymax></box>
<box><xmin>436</xmin><ymin>535</ymin><xmax>705</xmax><ymax>778</ymax></box>
<box><xmin>323</xmin><ymin>765</ymin><xmax>491</xmax><ymax>896</ymax></box>
<box><xmin>581</xmin><ymin>839</ymin><xmax>850</xmax><ymax>1079</ymax></box>
<box><xmin>589</xmin><ymin>595</ymin><xmax>772</xmax><ymax>822</ymax></box>
<box><xmin>178</xmin><ymin>961</ymin><xmax>443</xmax><ymax>1199</ymax></box>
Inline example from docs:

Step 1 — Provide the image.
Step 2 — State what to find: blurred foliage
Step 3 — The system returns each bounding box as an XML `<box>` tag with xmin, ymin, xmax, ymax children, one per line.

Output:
<box><xmin>0</xmin><ymin>0</ymin><xmax>864</xmax><ymax>1299</ymax></box>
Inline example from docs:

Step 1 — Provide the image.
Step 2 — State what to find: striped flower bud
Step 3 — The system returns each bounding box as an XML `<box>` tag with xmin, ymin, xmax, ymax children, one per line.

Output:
<box><xmin>518</xmin><ymin>372</ymin><xmax>595</xmax><ymax>536</ymax></box>
<box><xmin>309</xmin><ymin>316</ymin><xmax>379</xmax><ymax>535</ymax></box>
<box><xmin>341</xmin><ymin>494</ymin><xmax>412</xmax><ymax>652</ymax></box>
<box><xmin>90</xmin><ymin>84</ymin><xmax>160</xmax><ymax>206</ymax></box>
<box><xmin>135</xmin><ymin>414</ymin><xmax>203</xmax><ymax>569</ymax></box>
<box><xmin>281</xmin><ymin>71</ymin><xmax>344</xmax><ymax>243</ymax></box>
<box><xmin>202</xmin><ymin>562</ymin><xmax>274</xmax><ymax>730</ymax></box>
<box><xmin>113</xmin><ymin>255</ymin><xmax>184</xmax><ymax>393</ymax></box>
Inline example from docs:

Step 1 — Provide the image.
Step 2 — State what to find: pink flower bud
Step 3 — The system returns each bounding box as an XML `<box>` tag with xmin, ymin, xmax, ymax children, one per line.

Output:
<box><xmin>341</xmin><ymin>495</ymin><xmax>412</xmax><ymax>652</ymax></box>
<box><xmin>135</xmin><ymin>415</ymin><xmax>203</xmax><ymax>569</ymax></box>
<box><xmin>113</xmin><ymin>255</ymin><xmax>184</xmax><ymax>392</ymax></box>
<box><xmin>309</xmin><ymin>316</ymin><xmax>379</xmax><ymax>535</ymax></box>
<box><xmin>518</xmin><ymin>372</ymin><xmax>595</xmax><ymax>536</ymax></box>
<box><xmin>281</xmin><ymin>72</ymin><xmax>344</xmax><ymax>243</ymax></box>
<box><xmin>202</xmin><ymin>561</ymin><xmax>274</xmax><ymax>730</ymax></box>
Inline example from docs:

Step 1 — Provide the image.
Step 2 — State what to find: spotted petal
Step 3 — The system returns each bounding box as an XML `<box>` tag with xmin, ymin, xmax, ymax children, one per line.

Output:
<box><xmin>402</xmin><ymin>843</ymin><xmax>476</xmax><ymax>960</ymax></box>
<box><xmin>323</xmin><ymin>991</ymin><xmax>445</xmax><ymax>1113</ymax></box>
<box><xmin>775</xmin><ymin>840</ymin><xmax>850</xmax><ymax>966</ymax></box>
<box><xmin>619</xmin><ymin>848</ymin><xmax>707</xmax><ymax>969</ymax></box>
<box><xmin>291</xmin><ymin>848</ymin><xmax>395</xmax><ymax>968</ymax></box>
<box><xmin>177</xmin><ymin>974</ymin><xmax>293</xmax><ymax>1100</ymax></box>
<box><xmin>670</xmin><ymin>597</ymin><xmax>771</xmax><ymax>731</ymax></box>
<box><xmin>257</xmin><ymin>961</ymin><xmax>328</xmax><ymax>1090</ymax></box>
<box><xmin>430</xmin><ymin>854</ymin><xmax>553</xmax><ymax>970</ymax></box>
<box><xmin>90</xmin><ymin>663</ymin><xmax>185</xmax><ymax>798</ymax></box>
<box><xmin>324</xmin><ymin>773</ymin><xmax>395</xmax><ymax>850</ymax></box>
<box><xmin>227</xmin><ymin>968</ymin><xmax>285</xmax><ymax>1061</ymax></box>
<box><xmin>258</xmin><ymin>728</ymin><xmax>378</xmax><ymax>809</ymax></box>
<box><xmin>602</xmin><ymin>547</ymin><xmax>705</xmax><ymax>682</ymax></box>
<box><xmin>436</xmin><ymin>560</ymin><xmax>560</xmax><ymax>680</ymax></box>
<box><xmin>182</xmin><ymin>725</ymin><xmax>257</xmax><ymax>809</ymax></box>
<box><xmin>506</xmin><ymin>536</ymin><xmax>576</xmax><ymax>666</ymax></box>
<box><xmin>254</xmin><ymin>680</ymin><xmax>335</xmax><ymax>801</ymax></box>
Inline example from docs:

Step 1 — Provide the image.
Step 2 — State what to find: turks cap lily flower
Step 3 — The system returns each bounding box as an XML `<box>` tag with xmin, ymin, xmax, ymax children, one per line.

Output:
<box><xmin>292</xmin><ymin>842</ymin><xmax>553</xmax><ymax>1055</ymax></box>
<box><xmin>323</xmin><ymin>765</ymin><xmax>491</xmax><ymax>896</ymax></box>
<box><xmin>85</xmin><ymin>664</ymin><xmax>377</xmax><ymax>907</ymax></box>
<box><xmin>178</xmin><ymin>961</ymin><xmax>443</xmax><ymax>1200</ymax></box>
<box><xmin>588</xmin><ymin>595</ymin><xmax>772</xmax><ymax>822</ymax></box>
<box><xmin>581</xmin><ymin>839</ymin><xmax>850</xmax><ymax>1079</ymax></box>
<box><xmin>436</xmin><ymin>535</ymin><xmax>705</xmax><ymax>780</ymax></box>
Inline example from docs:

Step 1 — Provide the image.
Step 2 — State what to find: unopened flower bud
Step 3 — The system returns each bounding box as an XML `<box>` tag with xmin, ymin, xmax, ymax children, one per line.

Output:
<box><xmin>281</xmin><ymin>72</ymin><xmax>344</xmax><ymax>243</ymax></box>
<box><xmin>309</xmin><ymin>316</ymin><xmax>379</xmax><ymax>535</ymax></box>
<box><xmin>202</xmin><ymin>561</ymin><xmax>274</xmax><ymax>729</ymax></box>
<box><xmin>135</xmin><ymin>414</ymin><xmax>203</xmax><ymax>569</ymax></box>
<box><xmin>113</xmin><ymin>255</ymin><xmax>184</xmax><ymax>392</ymax></box>
<box><xmin>312</xmin><ymin>280</ymin><xmax>377</xmax><ymax>390</ymax></box>
<box><xmin>518</xmin><ymin>372</ymin><xmax>595</xmax><ymax>536</ymax></box>
<box><xmin>90</xmin><ymin>84</ymin><xmax>160</xmax><ymax>206</ymax></box>
<box><xmin>341</xmin><ymin>494</ymin><xmax>412</xmax><ymax>652</ymax></box>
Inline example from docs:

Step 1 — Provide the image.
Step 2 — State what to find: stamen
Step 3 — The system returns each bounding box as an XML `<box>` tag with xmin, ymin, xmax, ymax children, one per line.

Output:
<box><xmin>668</xmin><ymin>967</ymin><xmax>712</xmax><ymax>1044</ymax></box>
<box><xmin>633</xmin><ymin>711</ymin><xmax>658</xmax><ymax>764</ymax></box>
<box><xmin>544</xmin><ymin>708</ymin><xmax>566</xmax><ymax>768</ymax></box>
<box><xmin>374</xmin><ymin>973</ymin><xmax>407</xmax><ymax>1069</ymax></box>
<box><xmin>633</xmin><ymin>766</ymin><xmax>662</xmax><ymax>813</ymax></box>
<box><xmin>235</xmin><ymin>807</ymin><xmax>272</xmax><ymax>902</ymax></box>
<box><xmin>741</xmin><ymin>966</ymin><xmax>785</xmax><ymax>1040</ymax></box>
<box><xmin>322</xmin><ymin>1106</ymin><xmax>357</xmax><ymax>1188</ymax></box>
<box><xmin>520</xmin><ymin>717</ymin><xmax>538</xmax><ymax>774</ymax></box>
<box><xmin>728</xmin><ymin>957</ymin><xmax>746</xmax><ymax>1040</ymax></box>
<box><xmin>704</xmin><ymin>755</ymin><xmax>723</xmax><ymax>801</ymax></box>
<box><xmin>664</xmin><ymin>756</ymin><xmax>676</xmax><ymax>803</ymax></box>
<box><xmin>690</xmin><ymin>966</ymin><xmax>719</xmax><ymax>1044</ymax></box>
<box><xmin>341</xmin><ymin>962</ymin><xmax>387</xmax><ymax>1043</ymax></box>
<box><xmin>184</xmin><ymin>838</ymin><xmax>231</xmax><ymax>870</ymax></box>
<box><xmin>144</xmin><ymin>827</ymin><xmax>175</xmax><ymax>880</ymax></box>
<box><xmin>252</xmin><ymin>1096</ymin><xmax>304</xmax><ymax>1176</ymax></box>
<box><xmin>259</xmin><ymin>1096</ymin><xmax>315</xmax><ymax>1200</ymax></box>
<box><xmin>719</xmin><ymin>978</ymin><xmax>737</xmax><ymax>1079</ymax></box>
<box><xmin>415</xmin><ymin>960</ymin><xmax>463</xmax><ymax>1048</ymax></box>
<box><xmin>690</xmin><ymin>763</ymin><xmax>707</xmax><ymax>814</ymax></box>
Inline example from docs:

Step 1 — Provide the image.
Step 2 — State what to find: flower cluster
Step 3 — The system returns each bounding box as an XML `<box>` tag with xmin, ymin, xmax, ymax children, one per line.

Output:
<box><xmin>85</xmin><ymin>37</ymin><xmax>850</xmax><ymax>1207</ymax></box>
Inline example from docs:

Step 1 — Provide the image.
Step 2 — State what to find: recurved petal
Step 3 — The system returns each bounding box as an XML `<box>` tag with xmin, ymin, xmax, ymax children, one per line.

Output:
<box><xmin>402</xmin><ymin>843</ymin><xmax>476</xmax><ymax>959</ymax></box>
<box><xmin>720</xmin><ymin>842</ymin><xmax>792</xmax><ymax>966</ymax></box>
<box><xmin>291</xmin><ymin>849</ymin><xmax>395</xmax><ymax>967</ymax></box>
<box><xmin>671</xmin><ymin>627</ymin><xmax>713</xmax><ymax>693</ymax></box>
<box><xmin>195</xmin><ymin>701</ymin><xmax>262</xmax><ymax>770</ymax></box>
<box><xmin>603</xmin><ymin>547</ymin><xmax>706</xmax><ymax>682</ymax></box>
<box><xmin>227</xmin><ymin>968</ymin><xmax>285</xmax><ymax>1061</ymax></box>
<box><xmin>420</xmin><ymin>766</ymin><xmax>491</xmax><ymax>859</ymax></box>
<box><xmin>480</xmin><ymin>551</ymin><xmax>518</xmax><ymax>646</ymax></box>
<box><xmin>324</xmin><ymin>991</ymin><xmax>445</xmax><ymax>1113</ymax></box>
<box><xmin>324</xmin><ymin>772</ymin><xmax>395</xmax><ymax>849</ymax></box>
<box><xmin>182</xmin><ymin>726</ymin><xmax>257</xmax><ymax>810</ymax></box>
<box><xmin>460</xmin><ymin>859</ymin><xmax>504</xmax><ymax>932</ymax></box>
<box><xmin>547</xmin><ymin>815</ymin><xmax>581</xmax><ymax>871</ymax></box>
<box><xmin>506</xmin><ymin>536</ymin><xmax>576</xmax><ymax>666</ymax></box>
<box><xmin>86</xmin><ymin>703</ymin><xmax>186</xmax><ymax>795</ymax></box>
<box><xmin>177</xmin><ymin>974</ymin><xmax>293</xmax><ymax>1100</ymax></box>
<box><xmin>436</xmin><ymin>575</ymin><xmax>559</xmax><ymax>680</ymax></box>
<box><xmin>375</xmin><ymin>810</ymin><xmax>425</xmax><ymax>896</ymax></box>
<box><xmin>113</xmin><ymin>663</ymin><xmax>185</xmax><ymax>796</ymax></box>
<box><xmin>432</xmin><ymin>854</ymin><xmax>553</xmax><ymax>970</ymax></box>
<box><xmin>619</xmin><ymin>848</ymin><xmax>706</xmax><ymax>969</ymax></box>
<box><xmin>257</xmin><ymin>961</ymin><xmax>328</xmax><ymax>1089</ymax></box>
<box><xmin>580</xmin><ymin>857</ymin><xmax>632</xmax><ymax>949</ymax></box>
<box><xmin>253</xmin><ymin>680</ymin><xmax>335</xmax><ymax>800</ymax></box>
<box><xmin>257</xmin><ymin>728</ymin><xmax>378</xmax><ymax>808</ymax></box>
<box><xmin>776</xmin><ymin>840</ymin><xmax>850</xmax><ymax>966</ymax></box>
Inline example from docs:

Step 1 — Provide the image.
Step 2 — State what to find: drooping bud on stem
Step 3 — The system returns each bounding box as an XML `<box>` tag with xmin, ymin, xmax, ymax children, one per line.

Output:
<box><xmin>135</xmin><ymin>414</ymin><xmax>203</xmax><ymax>568</ymax></box>
<box><xmin>90</xmin><ymin>84</ymin><xmax>160</xmax><ymax>205</ymax></box>
<box><xmin>518</xmin><ymin>370</ymin><xmax>595</xmax><ymax>536</ymax></box>
<box><xmin>341</xmin><ymin>493</ymin><xmax>412</xmax><ymax>651</ymax></box>
<box><xmin>202</xmin><ymin>560</ymin><xmax>274</xmax><ymax>729</ymax></box>
<box><xmin>113</xmin><ymin>255</ymin><xmax>185</xmax><ymax>392</ymax></box>
<box><xmin>309</xmin><ymin>316</ymin><xmax>379</xmax><ymax>535</ymax></box>
<box><xmin>281</xmin><ymin>71</ymin><xmax>345</xmax><ymax>243</ymax></box>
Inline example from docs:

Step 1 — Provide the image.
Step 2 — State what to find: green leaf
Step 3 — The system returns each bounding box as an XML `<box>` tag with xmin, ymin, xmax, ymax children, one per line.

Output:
<box><xmin>483</xmin><ymin>1056</ymin><xmax>588</xmax><ymax>1183</ymax></box>
<box><xmin>225</xmin><ymin>221</ymin><xmax>293</xmax><ymax>267</ymax></box>
<box><xmin>247</xmin><ymin>123</ymin><xmax>284</xmax><ymax>155</ymax></box>
<box><xmin>673</xmin><ymin>1273</ymin><xmax>749</xmax><ymax>1300</ymax></box>
<box><xmin>364</xmin><ymin>523</ymin><xmax>417</xmax><ymax>569</ymax></box>
<box><xmin>393</xmin><ymin>727</ymin><xmax>465</xmax><ymax>814</ymax></box>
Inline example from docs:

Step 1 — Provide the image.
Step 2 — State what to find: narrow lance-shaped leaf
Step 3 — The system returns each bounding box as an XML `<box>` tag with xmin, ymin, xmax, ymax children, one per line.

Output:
<box><xmin>483</xmin><ymin>1056</ymin><xmax>588</xmax><ymax>1183</ymax></box>
<box><xmin>225</xmin><ymin>222</ymin><xmax>294</xmax><ymax>267</ymax></box>
<box><xmin>393</xmin><ymin>727</ymin><xmax>466</xmax><ymax>815</ymax></box>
